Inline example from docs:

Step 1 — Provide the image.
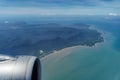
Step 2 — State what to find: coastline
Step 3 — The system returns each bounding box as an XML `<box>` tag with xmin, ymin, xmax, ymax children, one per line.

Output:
<box><xmin>41</xmin><ymin>45</ymin><xmax>78</xmax><ymax>61</ymax></box>
<box><xmin>40</xmin><ymin>26</ymin><xmax>114</xmax><ymax>61</ymax></box>
<box><xmin>40</xmin><ymin>25</ymin><xmax>106</xmax><ymax>61</ymax></box>
<box><xmin>89</xmin><ymin>25</ymin><xmax>105</xmax><ymax>47</ymax></box>
<box><xmin>89</xmin><ymin>25</ymin><xmax>115</xmax><ymax>45</ymax></box>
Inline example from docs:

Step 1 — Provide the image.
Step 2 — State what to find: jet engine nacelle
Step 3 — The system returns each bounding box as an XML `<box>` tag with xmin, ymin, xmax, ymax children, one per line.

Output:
<box><xmin>0</xmin><ymin>55</ymin><xmax>41</xmax><ymax>80</ymax></box>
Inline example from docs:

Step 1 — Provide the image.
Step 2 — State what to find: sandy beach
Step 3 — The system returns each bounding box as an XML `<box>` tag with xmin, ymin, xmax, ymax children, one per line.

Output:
<box><xmin>40</xmin><ymin>25</ymin><xmax>109</xmax><ymax>61</ymax></box>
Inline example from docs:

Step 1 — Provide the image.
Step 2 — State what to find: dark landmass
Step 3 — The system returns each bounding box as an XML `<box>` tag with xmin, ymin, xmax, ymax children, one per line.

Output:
<box><xmin>0</xmin><ymin>22</ymin><xmax>104</xmax><ymax>57</ymax></box>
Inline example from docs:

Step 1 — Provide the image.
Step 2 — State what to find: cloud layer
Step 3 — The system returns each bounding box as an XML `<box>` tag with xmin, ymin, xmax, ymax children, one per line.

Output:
<box><xmin>0</xmin><ymin>0</ymin><xmax>119</xmax><ymax>15</ymax></box>
<box><xmin>0</xmin><ymin>0</ymin><xmax>119</xmax><ymax>7</ymax></box>
<box><xmin>0</xmin><ymin>7</ymin><xmax>119</xmax><ymax>16</ymax></box>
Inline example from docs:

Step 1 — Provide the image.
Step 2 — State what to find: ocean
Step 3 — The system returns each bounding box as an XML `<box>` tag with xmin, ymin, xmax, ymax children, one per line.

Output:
<box><xmin>41</xmin><ymin>16</ymin><xmax>120</xmax><ymax>80</ymax></box>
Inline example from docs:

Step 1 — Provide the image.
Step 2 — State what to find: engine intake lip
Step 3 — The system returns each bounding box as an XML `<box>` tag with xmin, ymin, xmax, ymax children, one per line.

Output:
<box><xmin>31</xmin><ymin>58</ymin><xmax>41</xmax><ymax>80</ymax></box>
<box><xmin>0</xmin><ymin>55</ymin><xmax>41</xmax><ymax>80</ymax></box>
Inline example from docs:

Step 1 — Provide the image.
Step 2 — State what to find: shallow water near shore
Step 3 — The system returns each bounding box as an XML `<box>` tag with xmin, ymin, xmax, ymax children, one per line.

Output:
<box><xmin>41</xmin><ymin>16</ymin><xmax>120</xmax><ymax>80</ymax></box>
<box><xmin>41</xmin><ymin>30</ymin><xmax>120</xmax><ymax>80</ymax></box>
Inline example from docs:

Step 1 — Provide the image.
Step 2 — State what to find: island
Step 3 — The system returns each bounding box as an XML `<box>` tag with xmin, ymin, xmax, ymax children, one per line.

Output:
<box><xmin>0</xmin><ymin>22</ymin><xmax>104</xmax><ymax>57</ymax></box>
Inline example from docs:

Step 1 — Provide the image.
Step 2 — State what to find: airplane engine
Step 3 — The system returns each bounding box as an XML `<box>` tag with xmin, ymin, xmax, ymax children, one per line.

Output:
<box><xmin>0</xmin><ymin>55</ymin><xmax>41</xmax><ymax>80</ymax></box>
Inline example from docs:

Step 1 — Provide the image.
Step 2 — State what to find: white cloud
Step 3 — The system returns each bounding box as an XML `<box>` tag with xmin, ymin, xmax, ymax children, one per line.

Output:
<box><xmin>0</xmin><ymin>7</ymin><xmax>119</xmax><ymax>16</ymax></box>
<box><xmin>108</xmin><ymin>13</ymin><xmax>118</xmax><ymax>16</ymax></box>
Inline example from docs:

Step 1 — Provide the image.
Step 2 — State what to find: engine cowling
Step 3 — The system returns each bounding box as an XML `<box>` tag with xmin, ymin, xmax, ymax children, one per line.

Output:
<box><xmin>0</xmin><ymin>55</ymin><xmax>41</xmax><ymax>80</ymax></box>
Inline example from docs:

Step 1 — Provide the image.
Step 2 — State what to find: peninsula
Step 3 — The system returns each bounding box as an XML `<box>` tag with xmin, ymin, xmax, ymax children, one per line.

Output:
<box><xmin>0</xmin><ymin>22</ymin><xmax>104</xmax><ymax>57</ymax></box>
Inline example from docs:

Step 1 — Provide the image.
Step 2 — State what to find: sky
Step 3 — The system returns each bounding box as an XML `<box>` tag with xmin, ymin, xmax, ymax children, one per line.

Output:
<box><xmin>0</xmin><ymin>0</ymin><xmax>120</xmax><ymax>16</ymax></box>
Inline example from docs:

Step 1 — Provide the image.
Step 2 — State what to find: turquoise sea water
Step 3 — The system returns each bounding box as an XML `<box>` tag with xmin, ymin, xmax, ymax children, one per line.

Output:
<box><xmin>41</xmin><ymin>16</ymin><xmax>120</xmax><ymax>80</ymax></box>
